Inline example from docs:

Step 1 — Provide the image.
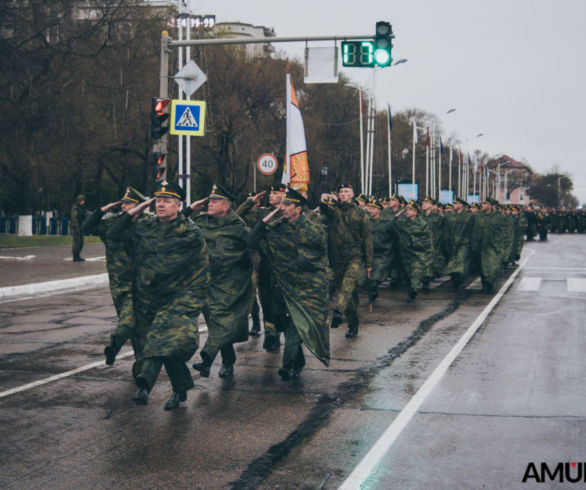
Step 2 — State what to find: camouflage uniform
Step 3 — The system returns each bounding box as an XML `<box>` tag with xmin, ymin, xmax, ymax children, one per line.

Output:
<box><xmin>513</xmin><ymin>211</ymin><xmax>527</xmax><ymax>262</ymax></box>
<box><xmin>393</xmin><ymin>213</ymin><xmax>434</xmax><ymax>298</ymax></box>
<box><xmin>471</xmin><ymin>209</ymin><xmax>506</xmax><ymax>291</ymax></box>
<box><xmin>421</xmin><ymin>209</ymin><xmax>446</xmax><ymax>281</ymax></box>
<box><xmin>443</xmin><ymin>209</ymin><xmax>474</xmax><ymax>287</ymax></box>
<box><xmin>186</xmin><ymin>208</ymin><xmax>253</xmax><ymax>372</ymax></box>
<box><xmin>367</xmin><ymin>211</ymin><xmax>396</xmax><ymax>302</ymax></box>
<box><xmin>82</xmin><ymin>209</ymin><xmax>135</xmax><ymax>355</ymax></box>
<box><xmin>319</xmin><ymin>201</ymin><xmax>373</xmax><ymax>335</ymax></box>
<box><xmin>71</xmin><ymin>194</ymin><xmax>88</xmax><ymax>260</ymax></box>
<box><xmin>107</xmin><ymin>212</ymin><xmax>209</xmax><ymax>394</ymax></box>
<box><xmin>236</xmin><ymin>199</ymin><xmax>281</xmax><ymax>350</ymax></box>
<box><xmin>248</xmin><ymin>212</ymin><xmax>330</xmax><ymax>373</ymax></box>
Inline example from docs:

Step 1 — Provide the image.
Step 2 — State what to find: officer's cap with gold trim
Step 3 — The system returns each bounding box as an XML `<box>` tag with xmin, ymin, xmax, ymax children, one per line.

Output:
<box><xmin>455</xmin><ymin>196</ymin><xmax>469</xmax><ymax>207</ymax></box>
<box><xmin>154</xmin><ymin>180</ymin><xmax>185</xmax><ymax>201</ymax></box>
<box><xmin>406</xmin><ymin>199</ymin><xmax>419</xmax><ymax>212</ymax></box>
<box><xmin>281</xmin><ymin>187</ymin><xmax>307</xmax><ymax>206</ymax></box>
<box><xmin>121</xmin><ymin>186</ymin><xmax>147</xmax><ymax>204</ymax></box>
<box><xmin>423</xmin><ymin>195</ymin><xmax>434</xmax><ymax>204</ymax></box>
<box><xmin>368</xmin><ymin>197</ymin><xmax>383</xmax><ymax>210</ymax></box>
<box><xmin>356</xmin><ymin>193</ymin><xmax>367</xmax><ymax>203</ymax></box>
<box><xmin>209</xmin><ymin>184</ymin><xmax>235</xmax><ymax>202</ymax></box>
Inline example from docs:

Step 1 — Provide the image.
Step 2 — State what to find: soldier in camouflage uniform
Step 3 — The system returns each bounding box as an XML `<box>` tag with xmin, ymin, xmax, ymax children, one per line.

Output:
<box><xmin>393</xmin><ymin>200</ymin><xmax>434</xmax><ymax>301</ymax></box>
<box><xmin>320</xmin><ymin>183</ymin><xmax>373</xmax><ymax>339</ymax></box>
<box><xmin>82</xmin><ymin>187</ymin><xmax>146</xmax><ymax>365</ymax></box>
<box><xmin>443</xmin><ymin>197</ymin><xmax>474</xmax><ymax>289</ymax></box>
<box><xmin>420</xmin><ymin>196</ymin><xmax>446</xmax><ymax>289</ymax></box>
<box><xmin>236</xmin><ymin>184</ymin><xmax>287</xmax><ymax>352</ymax></box>
<box><xmin>471</xmin><ymin>198</ymin><xmax>507</xmax><ymax>292</ymax></box>
<box><xmin>248</xmin><ymin>187</ymin><xmax>330</xmax><ymax>380</ymax></box>
<box><xmin>366</xmin><ymin>198</ymin><xmax>395</xmax><ymax>304</ymax></box>
<box><xmin>511</xmin><ymin>205</ymin><xmax>527</xmax><ymax>263</ymax></box>
<box><xmin>107</xmin><ymin>181</ymin><xmax>209</xmax><ymax>411</ymax></box>
<box><xmin>185</xmin><ymin>184</ymin><xmax>253</xmax><ymax>379</ymax></box>
<box><xmin>71</xmin><ymin>194</ymin><xmax>88</xmax><ymax>262</ymax></box>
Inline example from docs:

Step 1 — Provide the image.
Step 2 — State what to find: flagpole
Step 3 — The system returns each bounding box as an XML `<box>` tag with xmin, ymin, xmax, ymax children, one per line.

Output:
<box><xmin>448</xmin><ymin>145</ymin><xmax>453</xmax><ymax>199</ymax></box>
<box><xmin>359</xmin><ymin>90</ymin><xmax>364</xmax><ymax>194</ymax></box>
<box><xmin>369</xmin><ymin>100</ymin><xmax>375</xmax><ymax>195</ymax></box>
<box><xmin>431</xmin><ymin>124</ymin><xmax>435</xmax><ymax>198</ymax></box>
<box><xmin>458</xmin><ymin>149</ymin><xmax>462</xmax><ymax>198</ymax></box>
<box><xmin>425</xmin><ymin>127</ymin><xmax>429</xmax><ymax>196</ymax></box>
<box><xmin>412</xmin><ymin>120</ymin><xmax>417</xmax><ymax>199</ymax></box>
<box><xmin>438</xmin><ymin>138</ymin><xmax>442</xmax><ymax>200</ymax></box>
<box><xmin>365</xmin><ymin>98</ymin><xmax>371</xmax><ymax>195</ymax></box>
<box><xmin>387</xmin><ymin>105</ymin><xmax>392</xmax><ymax>197</ymax></box>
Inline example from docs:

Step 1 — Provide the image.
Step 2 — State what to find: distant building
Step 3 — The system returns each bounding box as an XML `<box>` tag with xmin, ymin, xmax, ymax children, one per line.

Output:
<box><xmin>486</xmin><ymin>155</ymin><xmax>533</xmax><ymax>206</ymax></box>
<box><xmin>213</xmin><ymin>22</ymin><xmax>276</xmax><ymax>58</ymax></box>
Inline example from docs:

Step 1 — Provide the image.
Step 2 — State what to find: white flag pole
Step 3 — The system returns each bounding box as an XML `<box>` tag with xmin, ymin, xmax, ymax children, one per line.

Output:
<box><xmin>387</xmin><ymin>105</ymin><xmax>392</xmax><ymax>197</ymax></box>
<box><xmin>359</xmin><ymin>91</ymin><xmax>365</xmax><ymax>194</ymax></box>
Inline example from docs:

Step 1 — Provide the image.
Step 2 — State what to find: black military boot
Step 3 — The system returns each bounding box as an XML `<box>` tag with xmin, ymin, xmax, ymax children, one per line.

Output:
<box><xmin>133</xmin><ymin>378</ymin><xmax>149</xmax><ymax>405</ymax></box>
<box><xmin>345</xmin><ymin>314</ymin><xmax>359</xmax><ymax>339</ymax></box>
<box><xmin>330</xmin><ymin>310</ymin><xmax>343</xmax><ymax>329</ymax></box>
<box><xmin>164</xmin><ymin>391</ymin><xmax>187</xmax><ymax>411</ymax></box>
<box><xmin>218</xmin><ymin>364</ymin><xmax>234</xmax><ymax>378</ymax></box>
<box><xmin>407</xmin><ymin>288</ymin><xmax>418</xmax><ymax>302</ymax></box>
<box><xmin>263</xmin><ymin>333</ymin><xmax>281</xmax><ymax>352</ymax></box>
<box><xmin>104</xmin><ymin>345</ymin><xmax>118</xmax><ymax>365</ymax></box>
<box><xmin>192</xmin><ymin>353</ymin><xmax>212</xmax><ymax>378</ymax></box>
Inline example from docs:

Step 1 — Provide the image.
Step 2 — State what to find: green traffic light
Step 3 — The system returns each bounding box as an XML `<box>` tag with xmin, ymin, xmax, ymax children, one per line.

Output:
<box><xmin>374</xmin><ymin>48</ymin><xmax>391</xmax><ymax>66</ymax></box>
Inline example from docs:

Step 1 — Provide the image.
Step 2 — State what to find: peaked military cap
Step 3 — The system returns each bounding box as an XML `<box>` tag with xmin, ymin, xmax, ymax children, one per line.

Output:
<box><xmin>423</xmin><ymin>195</ymin><xmax>434</xmax><ymax>204</ymax></box>
<box><xmin>455</xmin><ymin>197</ymin><xmax>469</xmax><ymax>206</ymax></box>
<box><xmin>389</xmin><ymin>194</ymin><xmax>400</xmax><ymax>202</ymax></box>
<box><xmin>368</xmin><ymin>197</ymin><xmax>383</xmax><ymax>210</ymax></box>
<box><xmin>281</xmin><ymin>187</ymin><xmax>307</xmax><ymax>206</ymax></box>
<box><xmin>269</xmin><ymin>183</ymin><xmax>287</xmax><ymax>192</ymax></box>
<box><xmin>121</xmin><ymin>186</ymin><xmax>147</xmax><ymax>203</ymax></box>
<box><xmin>445</xmin><ymin>203</ymin><xmax>454</xmax><ymax>209</ymax></box>
<box><xmin>406</xmin><ymin>199</ymin><xmax>419</xmax><ymax>212</ymax></box>
<box><xmin>209</xmin><ymin>184</ymin><xmax>235</xmax><ymax>201</ymax></box>
<box><xmin>399</xmin><ymin>195</ymin><xmax>408</xmax><ymax>205</ymax></box>
<box><xmin>356</xmin><ymin>193</ymin><xmax>367</xmax><ymax>203</ymax></box>
<box><xmin>337</xmin><ymin>182</ymin><xmax>353</xmax><ymax>191</ymax></box>
<box><xmin>154</xmin><ymin>180</ymin><xmax>185</xmax><ymax>201</ymax></box>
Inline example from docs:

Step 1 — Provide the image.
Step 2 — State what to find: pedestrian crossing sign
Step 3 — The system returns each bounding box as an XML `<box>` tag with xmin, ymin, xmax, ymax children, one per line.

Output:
<box><xmin>170</xmin><ymin>100</ymin><xmax>206</xmax><ymax>136</ymax></box>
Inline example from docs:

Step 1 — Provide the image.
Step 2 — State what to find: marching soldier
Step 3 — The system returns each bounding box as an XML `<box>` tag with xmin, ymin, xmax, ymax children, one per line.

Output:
<box><xmin>107</xmin><ymin>181</ymin><xmax>209</xmax><ymax>410</ymax></box>
<box><xmin>393</xmin><ymin>200</ymin><xmax>434</xmax><ymax>301</ymax></box>
<box><xmin>443</xmin><ymin>197</ymin><xmax>473</xmax><ymax>289</ymax></box>
<box><xmin>81</xmin><ymin>186</ymin><xmax>147</xmax><ymax>365</ymax></box>
<box><xmin>248</xmin><ymin>187</ymin><xmax>330</xmax><ymax>380</ymax></box>
<box><xmin>186</xmin><ymin>185</ymin><xmax>253</xmax><ymax>378</ymax></box>
<box><xmin>366</xmin><ymin>197</ymin><xmax>395</xmax><ymax>305</ymax></box>
<box><xmin>236</xmin><ymin>184</ymin><xmax>287</xmax><ymax>351</ymax></box>
<box><xmin>420</xmin><ymin>196</ymin><xmax>446</xmax><ymax>289</ymax></box>
<box><xmin>320</xmin><ymin>183</ymin><xmax>373</xmax><ymax>339</ymax></box>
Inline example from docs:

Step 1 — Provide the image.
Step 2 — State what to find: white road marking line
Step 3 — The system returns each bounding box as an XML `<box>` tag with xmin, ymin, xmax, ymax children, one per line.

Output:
<box><xmin>525</xmin><ymin>266</ymin><xmax>586</xmax><ymax>271</ymax></box>
<box><xmin>63</xmin><ymin>256</ymin><xmax>105</xmax><ymax>262</ymax></box>
<box><xmin>338</xmin><ymin>249</ymin><xmax>536</xmax><ymax>490</ymax></box>
<box><xmin>0</xmin><ymin>350</ymin><xmax>134</xmax><ymax>400</ymax></box>
<box><xmin>0</xmin><ymin>255</ymin><xmax>36</xmax><ymax>261</ymax></box>
<box><xmin>466</xmin><ymin>277</ymin><xmax>482</xmax><ymax>290</ymax></box>
<box><xmin>517</xmin><ymin>277</ymin><xmax>542</xmax><ymax>291</ymax></box>
<box><xmin>0</xmin><ymin>323</ymin><xmax>209</xmax><ymax>400</ymax></box>
<box><xmin>567</xmin><ymin>278</ymin><xmax>586</xmax><ymax>292</ymax></box>
<box><xmin>0</xmin><ymin>273</ymin><xmax>109</xmax><ymax>303</ymax></box>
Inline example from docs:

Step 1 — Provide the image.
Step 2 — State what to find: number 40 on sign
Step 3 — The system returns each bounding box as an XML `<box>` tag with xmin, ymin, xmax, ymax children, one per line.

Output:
<box><xmin>257</xmin><ymin>154</ymin><xmax>278</xmax><ymax>175</ymax></box>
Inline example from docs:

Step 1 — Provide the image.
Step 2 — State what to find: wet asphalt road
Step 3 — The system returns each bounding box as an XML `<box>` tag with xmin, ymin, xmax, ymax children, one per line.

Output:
<box><xmin>1</xmin><ymin>235</ymin><xmax>585</xmax><ymax>489</ymax></box>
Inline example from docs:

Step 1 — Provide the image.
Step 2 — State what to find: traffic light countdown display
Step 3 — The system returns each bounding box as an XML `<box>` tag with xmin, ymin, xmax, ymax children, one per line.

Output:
<box><xmin>341</xmin><ymin>21</ymin><xmax>394</xmax><ymax>68</ymax></box>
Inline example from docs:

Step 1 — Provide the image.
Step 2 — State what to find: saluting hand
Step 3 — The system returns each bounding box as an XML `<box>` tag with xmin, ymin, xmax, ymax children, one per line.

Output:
<box><xmin>101</xmin><ymin>200</ymin><xmax>123</xmax><ymax>213</ymax></box>
<box><xmin>127</xmin><ymin>197</ymin><xmax>155</xmax><ymax>217</ymax></box>
<box><xmin>248</xmin><ymin>190</ymin><xmax>266</xmax><ymax>204</ymax></box>
<box><xmin>190</xmin><ymin>197</ymin><xmax>209</xmax><ymax>211</ymax></box>
<box><xmin>262</xmin><ymin>203</ymin><xmax>282</xmax><ymax>224</ymax></box>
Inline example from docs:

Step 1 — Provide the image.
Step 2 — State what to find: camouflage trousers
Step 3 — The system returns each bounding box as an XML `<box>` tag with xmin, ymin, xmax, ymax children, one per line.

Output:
<box><xmin>109</xmin><ymin>296</ymin><xmax>135</xmax><ymax>354</ymax></box>
<box><xmin>282</xmin><ymin>315</ymin><xmax>305</xmax><ymax>371</ymax></box>
<box><xmin>332</xmin><ymin>259</ymin><xmax>362</xmax><ymax>324</ymax></box>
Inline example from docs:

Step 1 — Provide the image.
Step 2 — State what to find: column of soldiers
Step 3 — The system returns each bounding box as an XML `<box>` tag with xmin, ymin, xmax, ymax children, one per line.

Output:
<box><xmin>86</xmin><ymin>179</ymin><xmax>556</xmax><ymax>411</ymax></box>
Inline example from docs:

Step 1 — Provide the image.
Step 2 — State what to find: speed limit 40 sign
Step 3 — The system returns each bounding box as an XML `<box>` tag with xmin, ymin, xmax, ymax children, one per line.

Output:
<box><xmin>257</xmin><ymin>153</ymin><xmax>278</xmax><ymax>175</ymax></box>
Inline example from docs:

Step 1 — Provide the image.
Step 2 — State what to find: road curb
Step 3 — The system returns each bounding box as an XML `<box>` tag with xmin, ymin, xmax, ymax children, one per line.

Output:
<box><xmin>0</xmin><ymin>273</ymin><xmax>109</xmax><ymax>303</ymax></box>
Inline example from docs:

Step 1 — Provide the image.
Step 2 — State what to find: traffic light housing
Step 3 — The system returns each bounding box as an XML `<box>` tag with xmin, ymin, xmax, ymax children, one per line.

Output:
<box><xmin>374</xmin><ymin>21</ymin><xmax>393</xmax><ymax>67</ymax></box>
<box><xmin>151</xmin><ymin>97</ymin><xmax>170</xmax><ymax>140</ymax></box>
<box><xmin>153</xmin><ymin>151</ymin><xmax>166</xmax><ymax>181</ymax></box>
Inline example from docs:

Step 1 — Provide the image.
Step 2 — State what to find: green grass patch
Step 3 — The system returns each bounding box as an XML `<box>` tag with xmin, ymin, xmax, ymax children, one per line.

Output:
<box><xmin>0</xmin><ymin>235</ymin><xmax>102</xmax><ymax>248</ymax></box>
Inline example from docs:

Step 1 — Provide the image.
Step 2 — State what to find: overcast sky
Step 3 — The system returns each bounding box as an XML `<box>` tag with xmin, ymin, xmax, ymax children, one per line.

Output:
<box><xmin>184</xmin><ymin>0</ymin><xmax>586</xmax><ymax>203</ymax></box>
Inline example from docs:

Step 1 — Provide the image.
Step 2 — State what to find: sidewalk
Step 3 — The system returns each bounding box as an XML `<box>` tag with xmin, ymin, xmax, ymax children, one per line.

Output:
<box><xmin>0</xmin><ymin>243</ymin><xmax>107</xmax><ymax>302</ymax></box>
